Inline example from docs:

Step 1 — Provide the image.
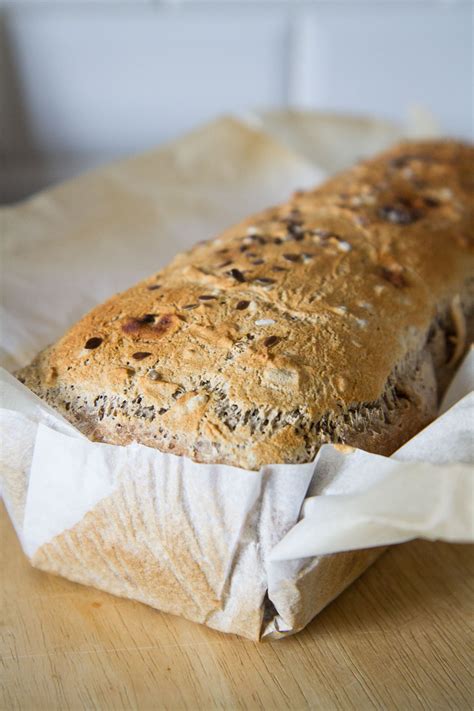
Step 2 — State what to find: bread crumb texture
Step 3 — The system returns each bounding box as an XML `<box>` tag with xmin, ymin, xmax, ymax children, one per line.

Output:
<box><xmin>17</xmin><ymin>140</ymin><xmax>474</xmax><ymax>469</ymax></box>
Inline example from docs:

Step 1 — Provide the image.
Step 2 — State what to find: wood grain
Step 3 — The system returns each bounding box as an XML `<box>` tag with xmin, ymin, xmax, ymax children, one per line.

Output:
<box><xmin>1</xmin><ymin>500</ymin><xmax>473</xmax><ymax>710</ymax></box>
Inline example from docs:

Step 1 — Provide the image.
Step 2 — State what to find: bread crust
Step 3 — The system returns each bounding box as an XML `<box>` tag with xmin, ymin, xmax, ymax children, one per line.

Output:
<box><xmin>17</xmin><ymin>140</ymin><xmax>474</xmax><ymax>469</ymax></box>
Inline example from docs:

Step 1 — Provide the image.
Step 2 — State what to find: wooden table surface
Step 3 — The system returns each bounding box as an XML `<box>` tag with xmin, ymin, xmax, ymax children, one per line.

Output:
<box><xmin>1</xmin><ymin>500</ymin><xmax>472</xmax><ymax>711</ymax></box>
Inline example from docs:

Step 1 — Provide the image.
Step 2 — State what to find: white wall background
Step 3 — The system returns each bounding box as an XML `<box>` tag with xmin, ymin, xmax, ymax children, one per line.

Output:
<box><xmin>1</xmin><ymin>1</ymin><xmax>472</xmax><ymax>203</ymax></box>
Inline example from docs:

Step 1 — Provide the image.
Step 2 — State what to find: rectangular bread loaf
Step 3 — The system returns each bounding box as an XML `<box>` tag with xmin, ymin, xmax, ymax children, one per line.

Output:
<box><xmin>17</xmin><ymin>140</ymin><xmax>474</xmax><ymax>469</ymax></box>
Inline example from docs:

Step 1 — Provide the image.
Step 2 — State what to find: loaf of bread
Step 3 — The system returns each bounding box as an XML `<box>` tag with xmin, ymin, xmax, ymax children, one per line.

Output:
<box><xmin>17</xmin><ymin>140</ymin><xmax>474</xmax><ymax>469</ymax></box>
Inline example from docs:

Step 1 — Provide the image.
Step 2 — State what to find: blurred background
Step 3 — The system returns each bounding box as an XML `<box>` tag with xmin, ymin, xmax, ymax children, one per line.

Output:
<box><xmin>0</xmin><ymin>0</ymin><xmax>472</xmax><ymax>204</ymax></box>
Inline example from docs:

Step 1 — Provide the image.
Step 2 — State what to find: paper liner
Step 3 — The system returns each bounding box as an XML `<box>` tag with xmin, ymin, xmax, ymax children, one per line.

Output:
<box><xmin>2</xmin><ymin>358</ymin><xmax>471</xmax><ymax>640</ymax></box>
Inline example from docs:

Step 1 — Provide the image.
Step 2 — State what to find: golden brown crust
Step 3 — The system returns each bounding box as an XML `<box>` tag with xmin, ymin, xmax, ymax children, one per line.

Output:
<box><xmin>17</xmin><ymin>140</ymin><xmax>474</xmax><ymax>469</ymax></box>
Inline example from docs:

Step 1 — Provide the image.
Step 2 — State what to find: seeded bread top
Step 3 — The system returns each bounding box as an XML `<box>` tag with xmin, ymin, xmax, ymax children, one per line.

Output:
<box><xmin>17</xmin><ymin>140</ymin><xmax>474</xmax><ymax>468</ymax></box>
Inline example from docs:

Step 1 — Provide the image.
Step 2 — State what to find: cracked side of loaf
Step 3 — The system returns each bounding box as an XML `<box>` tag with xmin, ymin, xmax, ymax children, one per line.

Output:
<box><xmin>17</xmin><ymin>140</ymin><xmax>474</xmax><ymax>469</ymax></box>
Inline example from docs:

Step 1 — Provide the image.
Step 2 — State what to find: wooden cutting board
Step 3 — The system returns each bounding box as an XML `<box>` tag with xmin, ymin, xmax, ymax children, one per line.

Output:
<box><xmin>1</xmin><ymin>500</ymin><xmax>472</xmax><ymax>710</ymax></box>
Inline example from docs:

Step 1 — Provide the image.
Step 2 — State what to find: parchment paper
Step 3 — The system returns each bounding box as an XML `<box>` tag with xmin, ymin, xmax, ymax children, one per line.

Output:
<box><xmin>1</xmin><ymin>112</ymin><xmax>472</xmax><ymax>640</ymax></box>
